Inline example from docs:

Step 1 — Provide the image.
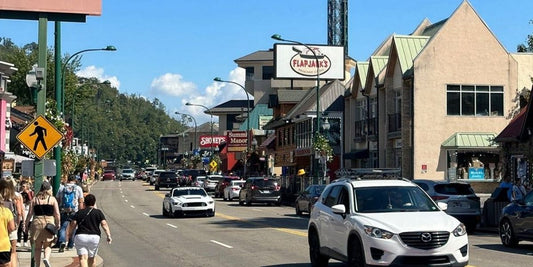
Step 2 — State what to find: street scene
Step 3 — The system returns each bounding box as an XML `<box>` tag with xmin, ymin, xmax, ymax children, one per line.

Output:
<box><xmin>1</xmin><ymin>0</ymin><xmax>533</xmax><ymax>266</ymax></box>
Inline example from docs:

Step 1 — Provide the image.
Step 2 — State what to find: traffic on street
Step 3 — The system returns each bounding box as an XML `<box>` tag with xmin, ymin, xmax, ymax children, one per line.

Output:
<box><xmin>91</xmin><ymin>179</ymin><xmax>533</xmax><ymax>267</ymax></box>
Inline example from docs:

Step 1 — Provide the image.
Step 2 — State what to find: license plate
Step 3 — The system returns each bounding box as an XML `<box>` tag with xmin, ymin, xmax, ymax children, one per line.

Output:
<box><xmin>452</xmin><ymin>201</ymin><xmax>469</xmax><ymax>208</ymax></box>
<box><xmin>261</xmin><ymin>190</ymin><xmax>270</xmax><ymax>194</ymax></box>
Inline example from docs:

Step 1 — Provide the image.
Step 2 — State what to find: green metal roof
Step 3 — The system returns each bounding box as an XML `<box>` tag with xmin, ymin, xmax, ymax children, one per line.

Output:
<box><xmin>239</xmin><ymin>104</ymin><xmax>273</xmax><ymax>130</ymax></box>
<box><xmin>392</xmin><ymin>35</ymin><xmax>430</xmax><ymax>74</ymax></box>
<box><xmin>370</xmin><ymin>56</ymin><xmax>388</xmax><ymax>76</ymax></box>
<box><xmin>441</xmin><ymin>133</ymin><xmax>499</xmax><ymax>149</ymax></box>
<box><xmin>356</xmin><ymin>62</ymin><xmax>369</xmax><ymax>88</ymax></box>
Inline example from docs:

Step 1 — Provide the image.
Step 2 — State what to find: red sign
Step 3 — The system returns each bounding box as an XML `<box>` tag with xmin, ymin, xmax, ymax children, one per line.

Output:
<box><xmin>199</xmin><ymin>135</ymin><xmax>226</xmax><ymax>148</ymax></box>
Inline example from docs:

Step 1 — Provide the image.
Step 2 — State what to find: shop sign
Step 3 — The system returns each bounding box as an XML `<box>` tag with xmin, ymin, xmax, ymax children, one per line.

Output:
<box><xmin>468</xmin><ymin>167</ymin><xmax>485</xmax><ymax>180</ymax></box>
<box><xmin>226</xmin><ymin>131</ymin><xmax>247</xmax><ymax>152</ymax></box>
<box><xmin>199</xmin><ymin>135</ymin><xmax>226</xmax><ymax>148</ymax></box>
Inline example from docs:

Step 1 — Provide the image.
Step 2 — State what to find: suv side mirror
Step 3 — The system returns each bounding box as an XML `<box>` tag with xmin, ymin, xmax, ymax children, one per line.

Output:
<box><xmin>331</xmin><ymin>204</ymin><xmax>346</xmax><ymax>215</ymax></box>
<box><xmin>165</xmin><ymin>193</ymin><xmax>170</xmax><ymax>197</ymax></box>
<box><xmin>437</xmin><ymin>202</ymin><xmax>448</xmax><ymax>211</ymax></box>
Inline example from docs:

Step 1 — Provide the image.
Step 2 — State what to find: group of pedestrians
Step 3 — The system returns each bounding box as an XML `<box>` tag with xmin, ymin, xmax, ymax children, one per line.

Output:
<box><xmin>0</xmin><ymin>175</ymin><xmax>111</xmax><ymax>267</ymax></box>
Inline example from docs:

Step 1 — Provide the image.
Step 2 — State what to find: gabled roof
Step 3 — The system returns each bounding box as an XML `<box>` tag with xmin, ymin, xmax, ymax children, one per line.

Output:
<box><xmin>390</xmin><ymin>35</ymin><xmax>430</xmax><ymax>76</ymax></box>
<box><xmin>362</xmin><ymin>56</ymin><xmax>388</xmax><ymax>94</ymax></box>
<box><xmin>285</xmin><ymin>80</ymin><xmax>346</xmax><ymax>119</ymax></box>
<box><xmin>347</xmin><ymin>61</ymin><xmax>369</xmax><ymax>97</ymax></box>
<box><xmin>210</xmin><ymin>100</ymin><xmax>254</xmax><ymax>114</ymax></box>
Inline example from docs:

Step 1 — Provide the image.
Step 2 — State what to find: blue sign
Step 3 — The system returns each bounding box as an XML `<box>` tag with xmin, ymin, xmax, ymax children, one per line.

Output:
<box><xmin>468</xmin><ymin>167</ymin><xmax>485</xmax><ymax>180</ymax></box>
<box><xmin>202</xmin><ymin>157</ymin><xmax>209</xmax><ymax>164</ymax></box>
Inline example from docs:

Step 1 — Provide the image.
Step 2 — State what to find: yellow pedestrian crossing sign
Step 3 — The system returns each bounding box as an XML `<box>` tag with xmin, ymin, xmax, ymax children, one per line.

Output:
<box><xmin>209</xmin><ymin>160</ymin><xmax>218</xmax><ymax>171</ymax></box>
<box><xmin>17</xmin><ymin>115</ymin><xmax>64</xmax><ymax>159</ymax></box>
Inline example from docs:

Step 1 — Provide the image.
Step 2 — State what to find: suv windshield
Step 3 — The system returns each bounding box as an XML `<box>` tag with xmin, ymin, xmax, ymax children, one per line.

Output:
<box><xmin>355</xmin><ymin>186</ymin><xmax>438</xmax><ymax>213</ymax></box>
<box><xmin>434</xmin><ymin>183</ymin><xmax>474</xmax><ymax>195</ymax></box>
<box><xmin>173</xmin><ymin>188</ymin><xmax>207</xmax><ymax>197</ymax></box>
<box><xmin>123</xmin><ymin>169</ymin><xmax>134</xmax><ymax>174</ymax></box>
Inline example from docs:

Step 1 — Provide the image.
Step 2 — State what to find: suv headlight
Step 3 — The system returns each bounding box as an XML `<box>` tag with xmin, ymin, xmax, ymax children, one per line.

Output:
<box><xmin>452</xmin><ymin>223</ymin><xmax>467</xmax><ymax>237</ymax></box>
<box><xmin>364</xmin><ymin>225</ymin><xmax>394</xmax><ymax>239</ymax></box>
<box><xmin>172</xmin><ymin>201</ymin><xmax>182</xmax><ymax>206</ymax></box>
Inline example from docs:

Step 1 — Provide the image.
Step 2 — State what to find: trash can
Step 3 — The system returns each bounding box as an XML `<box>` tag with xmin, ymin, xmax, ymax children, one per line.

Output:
<box><xmin>482</xmin><ymin>187</ymin><xmax>510</xmax><ymax>227</ymax></box>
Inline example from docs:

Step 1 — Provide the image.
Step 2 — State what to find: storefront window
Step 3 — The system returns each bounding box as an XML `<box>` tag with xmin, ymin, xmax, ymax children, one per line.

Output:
<box><xmin>451</xmin><ymin>151</ymin><xmax>500</xmax><ymax>181</ymax></box>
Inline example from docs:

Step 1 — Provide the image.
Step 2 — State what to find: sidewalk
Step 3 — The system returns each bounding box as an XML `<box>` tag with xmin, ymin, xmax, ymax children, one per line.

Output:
<box><xmin>17</xmin><ymin>244</ymin><xmax>103</xmax><ymax>267</ymax></box>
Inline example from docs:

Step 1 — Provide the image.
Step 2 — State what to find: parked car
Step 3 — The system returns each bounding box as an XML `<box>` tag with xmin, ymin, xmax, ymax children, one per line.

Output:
<box><xmin>223</xmin><ymin>180</ymin><xmax>245</xmax><ymax>201</ymax></box>
<box><xmin>308</xmin><ymin>177</ymin><xmax>469</xmax><ymax>266</ymax></box>
<box><xmin>162</xmin><ymin>187</ymin><xmax>215</xmax><ymax>217</ymax></box>
<box><xmin>295</xmin><ymin>184</ymin><xmax>326</xmax><ymax>215</ymax></box>
<box><xmin>214</xmin><ymin>176</ymin><xmax>241</xmax><ymax>198</ymax></box>
<box><xmin>499</xmin><ymin>190</ymin><xmax>533</xmax><ymax>247</ymax></box>
<box><xmin>119</xmin><ymin>168</ymin><xmax>136</xmax><ymax>181</ymax></box>
<box><xmin>203</xmin><ymin>174</ymin><xmax>223</xmax><ymax>192</ymax></box>
<box><xmin>238</xmin><ymin>177</ymin><xmax>281</xmax><ymax>206</ymax></box>
<box><xmin>413</xmin><ymin>179</ymin><xmax>481</xmax><ymax>232</ymax></box>
<box><xmin>135</xmin><ymin>169</ymin><xmax>147</xmax><ymax>180</ymax></box>
<box><xmin>150</xmin><ymin>169</ymin><xmax>165</xmax><ymax>185</ymax></box>
<box><xmin>193</xmin><ymin>176</ymin><xmax>206</xmax><ymax>188</ymax></box>
<box><xmin>155</xmin><ymin>171</ymin><xmax>179</xmax><ymax>190</ymax></box>
<box><xmin>101</xmin><ymin>170</ymin><xmax>116</xmax><ymax>181</ymax></box>
<box><xmin>144</xmin><ymin>167</ymin><xmax>157</xmax><ymax>182</ymax></box>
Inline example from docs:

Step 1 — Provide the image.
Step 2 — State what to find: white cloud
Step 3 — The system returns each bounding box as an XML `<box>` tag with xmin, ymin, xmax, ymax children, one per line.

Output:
<box><xmin>150</xmin><ymin>73</ymin><xmax>197</xmax><ymax>97</ymax></box>
<box><xmin>76</xmin><ymin>65</ymin><xmax>120</xmax><ymax>89</ymax></box>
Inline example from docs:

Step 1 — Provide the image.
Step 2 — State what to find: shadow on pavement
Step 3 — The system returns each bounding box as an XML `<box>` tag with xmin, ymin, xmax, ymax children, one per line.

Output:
<box><xmin>475</xmin><ymin>243</ymin><xmax>533</xmax><ymax>255</ymax></box>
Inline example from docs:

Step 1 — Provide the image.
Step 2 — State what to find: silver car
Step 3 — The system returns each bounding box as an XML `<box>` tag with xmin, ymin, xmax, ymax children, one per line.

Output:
<box><xmin>413</xmin><ymin>179</ymin><xmax>481</xmax><ymax>232</ymax></box>
<box><xmin>120</xmin><ymin>168</ymin><xmax>136</xmax><ymax>181</ymax></box>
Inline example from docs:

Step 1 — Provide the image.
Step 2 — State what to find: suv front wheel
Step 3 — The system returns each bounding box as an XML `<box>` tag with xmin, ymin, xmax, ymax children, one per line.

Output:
<box><xmin>309</xmin><ymin>228</ymin><xmax>329</xmax><ymax>267</ymax></box>
<box><xmin>347</xmin><ymin>236</ymin><xmax>365</xmax><ymax>267</ymax></box>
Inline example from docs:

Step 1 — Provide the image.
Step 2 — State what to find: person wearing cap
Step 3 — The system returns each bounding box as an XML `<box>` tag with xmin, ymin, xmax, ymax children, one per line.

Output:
<box><xmin>24</xmin><ymin>181</ymin><xmax>60</xmax><ymax>267</ymax></box>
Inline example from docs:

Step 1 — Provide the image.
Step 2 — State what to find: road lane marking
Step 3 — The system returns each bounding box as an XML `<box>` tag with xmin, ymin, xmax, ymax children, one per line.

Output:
<box><xmin>217</xmin><ymin>212</ymin><xmax>307</xmax><ymax>237</ymax></box>
<box><xmin>124</xmin><ymin>199</ymin><xmax>128</xmax><ymax>202</ymax></box>
<box><xmin>166</xmin><ymin>223</ymin><xmax>177</xmax><ymax>229</ymax></box>
<box><xmin>142</xmin><ymin>212</ymin><xmax>149</xmax><ymax>216</ymax></box>
<box><xmin>252</xmin><ymin>208</ymin><xmax>262</xmax><ymax>212</ymax></box>
<box><xmin>130</xmin><ymin>205</ymin><xmax>135</xmax><ymax>208</ymax></box>
<box><xmin>210</xmin><ymin>240</ymin><xmax>233</xmax><ymax>248</ymax></box>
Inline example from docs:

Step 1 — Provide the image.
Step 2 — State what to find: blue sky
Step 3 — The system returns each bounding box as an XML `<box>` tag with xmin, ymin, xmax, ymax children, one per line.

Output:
<box><xmin>1</xmin><ymin>0</ymin><xmax>532</xmax><ymax>124</ymax></box>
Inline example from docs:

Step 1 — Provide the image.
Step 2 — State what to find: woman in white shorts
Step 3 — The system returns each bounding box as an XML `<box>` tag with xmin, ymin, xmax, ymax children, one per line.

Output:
<box><xmin>66</xmin><ymin>194</ymin><xmax>112</xmax><ymax>267</ymax></box>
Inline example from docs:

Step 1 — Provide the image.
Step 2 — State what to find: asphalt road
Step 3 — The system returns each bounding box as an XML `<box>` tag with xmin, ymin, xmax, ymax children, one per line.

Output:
<box><xmin>89</xmin><ymin>180</ymin><xmax>533</xmax><ymax>267</ymax></box>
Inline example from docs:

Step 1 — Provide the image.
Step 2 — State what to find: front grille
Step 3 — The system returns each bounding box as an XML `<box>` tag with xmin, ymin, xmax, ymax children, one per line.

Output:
<box><xmin>183</xmin><ymin>202</ymin><xmax>206</xmax><ymax>207</ymax></box>
<box><xmin>399</xmin><ymin>231</ymin><xmax>450</xmax><ymax>250</ymax></box>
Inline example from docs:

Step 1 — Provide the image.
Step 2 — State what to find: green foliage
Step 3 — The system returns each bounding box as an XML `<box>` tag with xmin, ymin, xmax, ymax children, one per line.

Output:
<box><xmin>1</xmin><ymin>38</ymin><xmax>187</xmax><ymax>166</ymax></box>
<box><xmin>313</xmin><ymin>133</ymin><xmax>333</xmax><ymax>163</ymax></box>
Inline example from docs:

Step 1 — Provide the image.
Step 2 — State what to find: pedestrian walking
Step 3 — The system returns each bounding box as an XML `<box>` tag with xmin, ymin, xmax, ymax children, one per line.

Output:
<box><xmin>511</xmin><ymin>177</ymin><xmax>527</xmax><ymax>202</ymax></box>
<box><xmin>25</xmin><ymin>180</ymin><xmax>60</xmax><ymax>267</ymax></box>
<box><xmin>0</xmin><ymin>179</ymin><xmax>23</xmax><ymax>267</ymax></box>
<box><xmin>17</xmin><ymin>180</ymin><xmax>33</xmax><ymax>248</ymax></box>
<box><xmin>0</xmin><ymin>194</ymin><xmax>16</xmax><ymax>267</ymax></box>
<box><xmin>66</xmin><ymin>194</ymin><xmax>111</xmax><ymax>267</ymax></box>
<box><xmin>56</xmin><ymin>175</ymin><xmax>84</xmax><ymax>253</ymax></box>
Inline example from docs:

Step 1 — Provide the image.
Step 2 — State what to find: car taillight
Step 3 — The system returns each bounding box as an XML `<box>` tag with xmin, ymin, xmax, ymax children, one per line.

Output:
<box><xmin>232</xmin><ymin>187</ymin><xmax>239</xmax><ymax>191</ymax></box>
<box><xmin>251</xmin><ymin>185</ymin><xmax>256</xmax><ymax>190</ymax></box>
<box><xmin>274</xmin><ymin>185</ymin><xmax>280</xmax><ymax>191</ymax></box>
<box><xmin>432</xmin><ymin>196</ymin><xmax>449</xmax><ymax>201</ymax></box>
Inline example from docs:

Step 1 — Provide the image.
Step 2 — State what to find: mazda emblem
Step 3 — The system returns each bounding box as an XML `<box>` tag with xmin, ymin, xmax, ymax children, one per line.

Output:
<box><xmin>420</xmin><ymin>233</ymin><xmax>432</xmax><ymax>242</ymax></box>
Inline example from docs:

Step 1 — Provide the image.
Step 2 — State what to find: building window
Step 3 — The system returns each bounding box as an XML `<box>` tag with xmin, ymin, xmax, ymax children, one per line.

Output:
<box><xmin>245</xmin><ymin>67</ymin><xmax>254</xmax><ymax>81</ymax></box>
<box><xmin>262</xmin><ymin>66</ymin><xmax>274</xmax><ymax>80</ymax></box>
<box><xmin>446</xmin><ymin>84</ymin><xmax>504</xmax><ymax>116</ymax></box>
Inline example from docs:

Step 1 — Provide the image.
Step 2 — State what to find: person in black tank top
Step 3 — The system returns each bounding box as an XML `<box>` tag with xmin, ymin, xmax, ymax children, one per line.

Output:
<box><xmin>24</xmin><ymin>181</ymin><xmax>60</xmax><ymax>267</ymax></box>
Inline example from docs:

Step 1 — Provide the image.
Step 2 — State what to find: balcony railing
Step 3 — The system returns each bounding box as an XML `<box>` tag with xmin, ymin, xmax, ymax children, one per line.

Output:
<box><xmin>367</xmin><ymin>118</ymin><xmax>377</xmax><ymax>136</ymax></box>
<box><xmin>388</xmin><ymin>113</ymin><xmax>401</xmax><ymax>133</ymax></box>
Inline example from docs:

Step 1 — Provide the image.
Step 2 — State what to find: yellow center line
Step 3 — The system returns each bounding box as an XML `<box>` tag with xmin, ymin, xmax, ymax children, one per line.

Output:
<box><xmin>217</xmin><ymin>212</ymin><xmax>308</xmax><ymax>237</ymax></box>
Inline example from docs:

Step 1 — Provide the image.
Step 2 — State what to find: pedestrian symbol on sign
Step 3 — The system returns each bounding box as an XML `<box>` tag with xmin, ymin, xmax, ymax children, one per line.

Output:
<box><xmin>29</xmin><ymin>121</ymin><xmax>48</xmax><ymax>151</ymax></box>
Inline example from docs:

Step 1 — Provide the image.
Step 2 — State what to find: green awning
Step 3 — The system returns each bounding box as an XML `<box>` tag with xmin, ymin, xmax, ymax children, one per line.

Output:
<box><xmin>441</xmin><ymin>133</ymin><xmax>498</xmax><ymax>149</ymax></box>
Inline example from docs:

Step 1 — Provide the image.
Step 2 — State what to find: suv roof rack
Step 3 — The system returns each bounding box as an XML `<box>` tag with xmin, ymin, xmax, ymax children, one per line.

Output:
<box><xmin>334</xmin><ymin>168</ymin><xmax>405</xmax><ymax>181</ymax></box>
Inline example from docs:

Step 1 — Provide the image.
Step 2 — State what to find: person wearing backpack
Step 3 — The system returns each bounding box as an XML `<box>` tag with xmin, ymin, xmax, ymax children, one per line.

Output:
<box><xmin>56</xmin><ymin>175</ymin><xmax>84</xmax><ymax>253</ymax></box>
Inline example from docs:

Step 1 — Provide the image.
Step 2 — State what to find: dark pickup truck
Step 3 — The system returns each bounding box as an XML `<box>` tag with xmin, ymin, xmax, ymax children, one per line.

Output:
<box><xmin>155</xmin><ymin>171</ymin><xmax>178</xmax><ymax>190</ymax></box>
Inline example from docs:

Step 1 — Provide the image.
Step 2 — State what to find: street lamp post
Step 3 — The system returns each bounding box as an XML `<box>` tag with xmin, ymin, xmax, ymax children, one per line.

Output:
<box><xmin>56</xmin><ymin>45</ymin><xmax>116</xmax><ymax>194</ymax></box>
<box><xmin>271</xmin><ymin>34</ymin><xmax>322</xmax><ymax>184</ymax></box>
<box><xmin>175</xmin><ymin>111</ymin><xmax>198</xmax><ymax>153</ymax></box>
<box><xmin>213</xmin><ymin>77</ymin><xmax>251</xmax><ymax>178</ymax></box>
<box><xmin>186</xmin><ymin>102</ymin><xmax>214</xmax><ymax>156</ymax></box>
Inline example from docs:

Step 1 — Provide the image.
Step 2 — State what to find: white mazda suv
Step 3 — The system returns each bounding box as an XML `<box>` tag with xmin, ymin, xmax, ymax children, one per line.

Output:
<box><xmin>308</xmin><ymin>177</ymin><xmax>469</xmax><ymax>267</ymax></box>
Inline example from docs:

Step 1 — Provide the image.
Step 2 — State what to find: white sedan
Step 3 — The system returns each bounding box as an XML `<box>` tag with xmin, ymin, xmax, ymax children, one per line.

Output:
<box><xmin>223</xmin><ymin>180</ymin><xmax>245</xmax><ymax>201</ymax></box>
<box><xmin>162</xmin><ymin>187</ymin><xmax>215</xmax><ymax>217</ymax></box>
